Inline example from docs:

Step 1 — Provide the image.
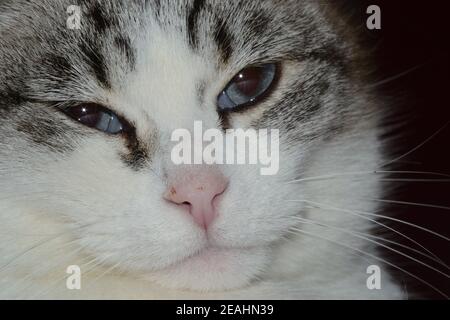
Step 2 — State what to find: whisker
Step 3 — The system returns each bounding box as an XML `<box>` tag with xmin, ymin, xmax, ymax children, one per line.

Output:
<box><xmin>380</xmin><ymin>120</ymin><xmax>450</xmax><ymax>168</ymax></box>
<box><xmin>292</xmin><ymin>200</ymin><xmax>446</xmax><ymax>264</ymax></box>
<box><xmin>366</xmin><ymin>198</ymin><xmax>450</xmax><ymax>211</ymax></box>
<box><xmin>29</xmin><ymin>253</ymin><xmax>113</xmax><ymax>299</ymax></box>
<box><xmin>291</xmin><ymin>216</ymin><xmax>450</xmax><ymax>276</ymax></box>
<box><xmin>291</xmin><ymin>216</ymin><xmax>449</xmax><ymax>269</ymax></box>
<box><xmin>287</xmin><ymin>227</ymin><xmax>448</xmax><ymax>299</ymax></box>
<box><xmin>286</xmin><ymin>170</ymin><xmax>450</xmax><ymax>184</ymax></box>
<box><xmin>6</xmin><ymin>223</ymin><xmax>101</xmax><ymax>298</ymax></box>
<box><xmin>294</xmin><ymin>200</ymin><xmax>450</xmax><ymax>242</ymax></box>
<box><xmin>83</xmin><ymin>260</ymin><xmax>123</xmax><ymax>292</ymax></box>
<box><xmin>8</xmin><ymin>242</ymin><xmax>90</xmax><ymax>299</ymax></box>
<box><xmin>0</xmin><ymin>222</ymin><xmax>97</xmax><ymax>275</ymax></box>
<box><xmin>292</xmin><ymin>200</ymin><xmax>445</xmax><ymax>264</ymax></box>
<box><xmin>0</xmin><ymin>232</ymin><xmax>68</xmax><ymax>274</ymax></box>
<box><xmin>366</xmin><ymin>63</ymin><xmax>428</xmax><ymax>89</ymax></box>
<box><xmin>379</xmin><ymin>179</ymin><xmax>450</xmax><ymax>183</ymax></box>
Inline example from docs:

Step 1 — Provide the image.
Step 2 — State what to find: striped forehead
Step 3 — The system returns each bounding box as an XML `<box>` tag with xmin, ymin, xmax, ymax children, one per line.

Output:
<box><xmin>73</xmin><ymin>1</ymin><xmax>266</xmax><ymax>130</ymax></box>
<box><xmin>75</xmin><ymin>0</ymin><xmax>279</xmax><ymax>89</ymax></box>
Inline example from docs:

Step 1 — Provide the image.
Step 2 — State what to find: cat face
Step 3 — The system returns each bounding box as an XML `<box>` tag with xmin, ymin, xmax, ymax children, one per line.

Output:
<box><xmin>0</xmin><ymin>0</ymin><xmax>367</xmax><ymax>291</ymax></box>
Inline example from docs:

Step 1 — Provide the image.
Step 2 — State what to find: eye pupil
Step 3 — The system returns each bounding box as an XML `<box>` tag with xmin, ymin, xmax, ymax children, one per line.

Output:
<box><xmin>234</xmin><ymin>67</ymin><xmax>263</xmax><ymax>97</ymax></box>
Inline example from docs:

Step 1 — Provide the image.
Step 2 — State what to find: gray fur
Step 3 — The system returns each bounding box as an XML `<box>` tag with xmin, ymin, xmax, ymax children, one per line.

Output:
<box><xmin>0</xmin><ymin>1</ymin><xmax>403</xmax><ymax>299</ymax></box>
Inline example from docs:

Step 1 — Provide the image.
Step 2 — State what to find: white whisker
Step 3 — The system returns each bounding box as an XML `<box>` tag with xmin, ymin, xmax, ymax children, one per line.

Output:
<box><xmin>29</xmin><ymin>253</ymin><xmax>114</xmax><ymax>299</ymax></box>
<box><xmin>379</xmin><ymin>179</ymin><xmax>450</xmax><ymax>183</ymax></box>
<box><xmin>291</xmin><ymin>200</ymin><xmax>450</xmax><ymax>243</ymax></box>
<box><xmin>291</xmin><ymin>216</ymin><xmax>450</xmax><ymax>276</ymax></box>
<box><xmin>366</xmin><ymin>198</ymin><xmax>450</xmax><ymax>211</ymax></box>
<box><xmin>0</xmin><ymin>232</ymin><xmax>67</xmax><ymax>274</ymax></box>
<box><xmin>287</xmin><ymin>227</ymin><xmax>448</xmax><ymax>299</ymax></box>
<box><xmin>289</xmin><ymin>199</ymin><xmax>446</xmax><ymax>264</ymax></box>
<box><xmin>380</xmin><ymin>120</ymin><xmax>450</xmax><ymax>168</ymax></box>
<box><xmin>286</xmin><ymin>170</ymin><xmax>450</xmax><ymax>184</ymax></box>
<box><xmin>9</xmin><ymin>242</ymin><xmax>90</xmax><ymax>299</ymax></box>
<box><xmin>83</xmin><ymin>260</ymin><xmax>123</xmax><ymax>291</ymax></box>
<box><xmin>366</xmin><ymin>63</ymin><xmax>427</xmax><ymax>89</ymax></box>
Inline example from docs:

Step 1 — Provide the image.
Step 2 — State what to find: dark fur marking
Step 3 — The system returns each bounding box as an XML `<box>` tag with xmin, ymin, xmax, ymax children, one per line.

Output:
<box><xmin>16</xmin><ymin>118</ymin><xmax>74</xmax><ymax>153</ymax></box>
<box><xmin>88</xmin><ymin>3</ymin><xmax>111</xmax><ymax>34</ymax></box>
<box><xmin>114</xmin><ymin>36</ymin><xmax>136</xmax><ymax>70</ymax></box>
<box><xmin>187</xmin><ymin>0</ymin><xmax>206</xmax><ymax>49</ymax></box>
<box><xmin>306</xmin><ymin>43</ymin><xmax>348</xmax><ymax>73</ymax></box>
<box><xmin>39</xmin><ymin>54</ymin><xmax>74</xmax><ymax>87</ymax></box>
<box><xmin>303</xmin><ymin>81</ymin><xmax>330</xmax><ymax>116</ymax></box>
<box><xmin>121</xmin><ymin>129</ymin><xmax>151</xmax><ymax>170</ymax></box>
<box><xmin>196</xmin><ymin>82</ymin><xmax>206</xmax><ymax>106</ymax></box>
<box><xmin>259</xmin><ymin>79</ymin><xmax>331</xmax><ymax>133</ymax></box>
<box><xmin>48</xmin><ymin>54</ymin><xmax>72</xmax><ymax>73</ymax></box>
<box><xmin>80</xmin><ymin>40</ymin><xmax>111</xmax><ymax>89</ymax></box>
<box><xmin>245</xmin><ymin>11</ymin><xmax>270</xmax><ymax>40</ymax></box>
<box><xmin>152</xmin><ymin>0</ymin><xmax>161</xmax><ymax>16</ymax></box>
<box><xmin>0</xmin><ymin>86</ymin><xmax>26</xmax><ymax>112</ymax></box>
<box><xmin>214</xmin><ymin>18</ymin><xmax>233</xmax><ymax>63</ymax></box>
<box><xmin>218</xmin><ymin>111</ymin><xmax>230</xmax><ymax>131</ymax></box>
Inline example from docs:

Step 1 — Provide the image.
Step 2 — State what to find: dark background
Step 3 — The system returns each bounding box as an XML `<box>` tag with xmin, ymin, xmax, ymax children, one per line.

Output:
<box><xmin>337</xmin><ymin>1</ymin><xmax>450</xmax><ymax>299</ymax></box>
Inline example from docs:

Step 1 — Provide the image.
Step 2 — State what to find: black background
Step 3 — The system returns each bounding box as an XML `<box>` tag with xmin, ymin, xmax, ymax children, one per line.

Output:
<box><xmin>337</xmin><ymin>1</ymin><xmax>450</xmax><ymax>299</ymax></box>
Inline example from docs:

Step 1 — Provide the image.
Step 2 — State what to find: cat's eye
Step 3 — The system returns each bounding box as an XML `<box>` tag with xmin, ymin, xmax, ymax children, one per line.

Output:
<box><xmin>62</xmin><ymin>104</ymin><xmax>130</xmax><ymax>135</ymax></box>
<box><xmin>217</xmin><ymin>63</ymin><xmax>278</xmax><ymax>111</ymax></box>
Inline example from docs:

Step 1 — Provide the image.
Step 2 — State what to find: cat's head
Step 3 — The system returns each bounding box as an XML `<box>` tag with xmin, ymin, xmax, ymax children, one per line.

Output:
<box><xmin>0</xmin><ymin>0</ymin><xmax>372</xmax><ymax>291</ymax></box>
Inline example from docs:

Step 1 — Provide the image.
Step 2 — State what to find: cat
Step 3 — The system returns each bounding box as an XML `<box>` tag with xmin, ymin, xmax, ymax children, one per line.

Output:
<box><xmin>0</xmin><ymin>0</ymin><xmax>406</xmax><ymax>299</ymax></box>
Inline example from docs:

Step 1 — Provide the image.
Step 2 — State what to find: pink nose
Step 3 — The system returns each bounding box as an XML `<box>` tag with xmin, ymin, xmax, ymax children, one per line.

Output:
<box><xmin>164</xmin><ymin>167</ymin><xmax>228</xmax><ymax>229</ymax></box>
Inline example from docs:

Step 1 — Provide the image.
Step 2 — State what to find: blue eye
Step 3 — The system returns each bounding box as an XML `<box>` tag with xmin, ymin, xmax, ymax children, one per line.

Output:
<box><xmin>217</xmin><ymin>63</ymin><xmax>278</xmax><ymax>111</ymax></box>
<box><xmin>63</xmin><ymin>103</ymin><xmax>130</xmax><ymax>135</ymax></box>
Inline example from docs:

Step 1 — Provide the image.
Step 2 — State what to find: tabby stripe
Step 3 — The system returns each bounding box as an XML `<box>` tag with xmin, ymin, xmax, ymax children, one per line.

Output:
<box><xmin>114</xmin><ymin>36</ymin><xmax>137</xmax><ymax>71</ymax></box>
<box><xmin>187</xmin><ymin>0</ymin><xmax>206</xmax><ymax>49</ymax></box>
<box><xmin>80</xmin><ymin>40</ymin><xmax>111</xmax><ymax>89</ymax></box>
<box><xmin>214</xmin><ymin>17</ymin><xmax>233</xmax><ymax>63</ymax></box>
<box><xmin>88</xmin><ymin>3</ymin><xmax>111</xmax><ymax>34</ymax></box>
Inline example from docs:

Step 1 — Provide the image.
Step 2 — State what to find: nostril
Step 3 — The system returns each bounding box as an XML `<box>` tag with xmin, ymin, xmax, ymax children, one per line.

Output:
<box><xmin>181</xmin><ymin>201</ymin><xmax>191</xmax><ymax>206</ymax></box>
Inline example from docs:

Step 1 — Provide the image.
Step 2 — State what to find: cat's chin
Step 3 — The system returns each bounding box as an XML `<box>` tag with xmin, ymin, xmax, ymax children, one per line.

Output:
<box><xmin>144</xmin><ymin>246</ymin><xmax>269</xmax><ymax>292</ymax></box>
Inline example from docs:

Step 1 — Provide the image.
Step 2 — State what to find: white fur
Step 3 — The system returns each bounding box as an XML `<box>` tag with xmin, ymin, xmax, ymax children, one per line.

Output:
<box><xmin>0</xmin><ymin>2</ymin><xmax>405</xmax><ymax>299</ymax></box>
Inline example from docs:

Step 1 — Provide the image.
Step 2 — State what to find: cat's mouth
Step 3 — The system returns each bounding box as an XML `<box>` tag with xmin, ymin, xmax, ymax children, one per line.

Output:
<box><xmin>146</xmin><ymin>245</ymin><xmax>268</xmax><ymax>291</ymax></box>
<box><xmin>169</xmin><ymin>246</ymin><xmax>241</xmax><ymax>269</ymax></box>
